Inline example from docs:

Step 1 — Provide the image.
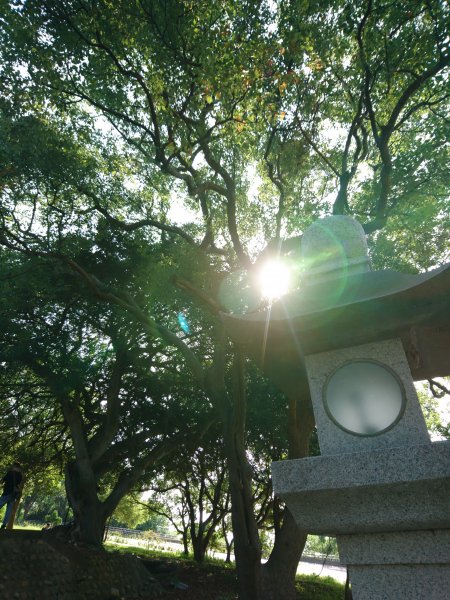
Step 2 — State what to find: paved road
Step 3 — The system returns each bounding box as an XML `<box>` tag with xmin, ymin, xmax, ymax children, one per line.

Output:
<box><xmin>296</xmin><ymin>555</ymin><xmax>347</xmax><ymax>583</ymax></box>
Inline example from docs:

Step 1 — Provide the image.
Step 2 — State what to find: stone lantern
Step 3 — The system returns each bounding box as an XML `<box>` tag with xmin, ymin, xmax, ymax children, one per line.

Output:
<box><xmin>222</xmin><ymin>216</ymin><xmax>450</xmax><ymax>599</ymax></box>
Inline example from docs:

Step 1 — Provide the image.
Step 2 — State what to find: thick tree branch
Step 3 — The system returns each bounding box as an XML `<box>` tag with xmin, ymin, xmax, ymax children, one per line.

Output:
<box><xmin>198</xmin><ymin>140</ymin><xmax>251</xmax><ymax>269</ymax></box>
<box><xmin>88</xmin><ymin>347</ymin><xmax>127</xmax><ymax>462</ymax></box>
<box><xmin>102</xmin><ymin>417</ymin><xmax>214</xmax><ymax>517</ymax></box>
<box><xmin>428</xmin><ymin>379</ymin><xmax>450</xmax><ymax>399</ymax></box>
<box><xmin>172</xmin><ymin>275</ymin><xmax>226</xmax><ymax>316</ymax></box>
<box><xmin>385</xmin><ymin>54</ymin><xmax>450</xmax><ymax>138</ymax></box>
<box><xmin>295</xmin><ymin>118</ymin><xmax>340</xmax><ymax>177</ymax></box>
<box><xmin>80</xmin><ymin>187</ymin><xmax>198</xmax><ymax>246</ymax></box>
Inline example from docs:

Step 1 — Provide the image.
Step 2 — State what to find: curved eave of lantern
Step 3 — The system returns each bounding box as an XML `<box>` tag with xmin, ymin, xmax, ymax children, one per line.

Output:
<box><xmin>221</xmin><ymin>263</ymin><xmax>450</xmax><ymax>384</ymax></box>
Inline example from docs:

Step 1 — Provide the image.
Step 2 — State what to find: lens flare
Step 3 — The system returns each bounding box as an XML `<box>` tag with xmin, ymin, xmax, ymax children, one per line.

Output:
<box><xmin>259</xmin><ymin>260</ymin><xmax>291</xmax><ymax>301</ymax></box>
<box><xmin>177</xmin><ymin>312</ymin><xmax>190</xmax><ymax>334</ymax></box>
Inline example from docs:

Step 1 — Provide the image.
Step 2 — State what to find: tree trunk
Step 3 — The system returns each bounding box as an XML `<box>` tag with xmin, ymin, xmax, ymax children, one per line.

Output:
<box><xmin>221</xmin><ymin>518</ymin><xmax>233</xmax><ymax>563</ymax></box>
<box><xmin>19</xmin><ymin>493</ymin><xmax>35</xmax><ymax>522</ymax></box>
<box><xmin>225</xmin><ymin>354</ymin><xmax>263</xmax><ymax>599</ymax></box>
<box><xmin>192</xmin><ymin>534</ymin><xmax>207</xmax><ymax>563</ymax></box>
<box><xmin>207</xmin><ymin>338</ymin><xmax>315</xmax><ymax>600</ymax></box>
<box><xmin>225</xmin><ymin>537</ymin><xmax>233</xmax><ymax>563</ymax></box>
<box><xmin>221</xmin><ymin>410</ymin><xmax>262</xmax><ymax>599</ymax></box>
<box><xmin>261</xmin><ymin>390</ymin><xmax>315</xmax><ymax>600</ymax></box>
<box><xmin>190</xmin><ymin>515</ymin><xmax>206</xmax><ymax>563</ymax></box>
<box><xmin>261</xmin><ymin>510</ymin><xmax>307</xmax><ymax>600</ymax></box>
<box><xmin>182</xmin><ymin>531</ymin><xmax>189</xmax><ymax>556</ymax></box>
<box><xmin>77</xmin><ymin>498</ymin><xmax>107</xmax><ymax>546</ymax></box>
<box><xmin>65</xmin><ymin>462</ymin><xmax>106</xmax><ymax>547</ymax></box>
<box><xmin>207</xmin><ymin>343</ymin><xmax>263</xmax><ymax>600</ymax></box>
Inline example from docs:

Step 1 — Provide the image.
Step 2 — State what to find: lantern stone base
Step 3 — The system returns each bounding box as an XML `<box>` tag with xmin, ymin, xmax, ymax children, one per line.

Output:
<box><xmin>337</xmin><ymin>530</ymin><xmax>450</xmax><ymax>600</ymax></box>
<box><xmin>271</xmin><ymin>441</ymin><xmax>450</xmax><ymax>599</ymax></box>
<box><xmin>344</xmin><ymin>563</ymin><xmax>448</xmax><ymax>600</ymax></box>
<box><xmin>271</xmin><ymin>441</ymin><xmax>450</xmax><ymax>534</ymax></box>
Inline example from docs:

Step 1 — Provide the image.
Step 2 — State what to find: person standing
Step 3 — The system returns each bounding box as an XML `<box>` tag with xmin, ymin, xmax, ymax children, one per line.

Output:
<box><xmin>0</xmin><ymin>462</ymin><xmax>23</xmax><ymax>529</ymax></box>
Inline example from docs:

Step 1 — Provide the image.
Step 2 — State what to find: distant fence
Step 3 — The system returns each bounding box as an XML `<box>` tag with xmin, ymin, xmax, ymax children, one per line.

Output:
<box><xmin>300</xmin><ymin>552</ymin><xmax>341</xmax><ymax>566</ymax></box>
<box><xmin>22</xmin><ymin>520</ymin><xmax>179</xmax><ymax>543</ymax></box>
<box><xmin>104</xmin><ymin>526</ymin><xmax>181</xmax><ymax>546</ymax></box>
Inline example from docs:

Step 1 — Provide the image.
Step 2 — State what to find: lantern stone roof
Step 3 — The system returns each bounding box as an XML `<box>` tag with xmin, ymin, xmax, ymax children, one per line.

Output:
<box><xmin>222</xmin><ymin>216</ymin><xmax>450</xmax><ymax>386</ymax></box>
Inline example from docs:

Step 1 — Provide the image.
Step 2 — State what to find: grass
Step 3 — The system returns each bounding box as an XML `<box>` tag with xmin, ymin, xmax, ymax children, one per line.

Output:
<box><xmin>14</xmin><ymin>523</ymin><xmax>42</xmax><ymax>531</ymax></box>
<box><xmin>105</xmin><ymin>542</ymin><xmax>188</xmax><ymax>561</ymax></box>
<box><xmin>106</xmin><ymin>542</ymin><xmax>345</xmax><ymax>599</ymax></box>
<box><xmin>105</xmin><ymin>542</ymin><xmax>235</xmax><ymax>569</ymax></box>
<box><xmin>296</xmin><ymin>574</ymin><xmax>344</xmax><ymax>600</ymax></box>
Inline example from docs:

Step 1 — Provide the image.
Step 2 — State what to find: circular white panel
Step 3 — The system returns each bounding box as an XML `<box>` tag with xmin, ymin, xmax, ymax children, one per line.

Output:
<box><xmin>324</xmin><ymin>361</ymin><xmax>405</xmax><ymax>436</ymax></box>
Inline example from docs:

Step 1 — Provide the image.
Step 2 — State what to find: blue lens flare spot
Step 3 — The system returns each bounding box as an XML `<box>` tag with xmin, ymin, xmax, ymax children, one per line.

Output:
<box><xmin>177</xmin><ymin>312</ymin><xmax>190</xmax><ymax>334</ymax></box>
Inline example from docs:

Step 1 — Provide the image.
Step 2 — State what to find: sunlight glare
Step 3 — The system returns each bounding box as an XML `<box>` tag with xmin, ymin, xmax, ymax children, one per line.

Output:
<box><xmin>259</xmin><ymin>260</ymin><xmax>291</xmax><ymax>301</ymax></box>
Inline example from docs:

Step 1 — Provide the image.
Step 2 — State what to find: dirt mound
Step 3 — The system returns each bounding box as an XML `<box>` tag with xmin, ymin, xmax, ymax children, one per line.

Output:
<box><xmin>0</xmin><ymin>530</ymin><xmax>162</xmax><ymax>599</ymax></box>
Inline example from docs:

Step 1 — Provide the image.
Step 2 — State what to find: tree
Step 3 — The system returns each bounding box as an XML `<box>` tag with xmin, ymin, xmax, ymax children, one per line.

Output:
<box><xmin>144</xmin><ymin>487</ymin><xmax>191</xmax><ymax>557</ymax></box>
<box><xmin>418</xmin><ymin>380</ymin><xmax>450</xmax><ymax>440</ymax></box>
<box><xmin>274</xmin><ymin>0</ymin><xmax>449</xmax><ymax>231</ymax></box>
<box><xmin>1</xmin><ymin>1</ymin><xmax>448</xmax><ymax>597</ymax></box>
<box><xmin>143</xmin><ymin>443</ymin><xmax>230</xmax><ymax>562</ymax></box>
<box><xmin>110</xmin><ymin>494</ymin><xmax>147</xmax><ymax>529</ymax></box>
<box><xmin>0</xmin><ymin>249</ymin><xmax>214</xmax><ymax>546</ymax></box>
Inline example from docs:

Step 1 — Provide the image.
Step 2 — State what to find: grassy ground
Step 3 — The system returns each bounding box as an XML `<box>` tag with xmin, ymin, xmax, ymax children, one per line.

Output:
<box><xmin>295</xmin><ymin>575</ymin><xmax>344</xmax><ymax>600</ymax></box>
<box><xmin>107</xmin><ymin>543</ymin><xmax>345</xmax><ymax>600</ymax></box>
<box><xmin>14</xmin><ymin>523</ymin><xmax>42</xmax><ymax>531</ymax></box>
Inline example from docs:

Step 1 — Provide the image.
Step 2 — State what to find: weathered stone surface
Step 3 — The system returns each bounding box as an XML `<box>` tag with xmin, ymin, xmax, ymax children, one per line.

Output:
<box><xmin>348</xmin><ymin>565</ymin><xmax>449</xmax><ymax>600</ymax></box>
<box><xmin>273</xmin><ymin>441</ymin><xmax>450</xmax><ymax>492</ymax></box>
<box><xmin>271</xmin><ymin>441</ymin><xmax>450</xmax><ymax>535</ymax></box>
<box><xmin>337</xmin><ymin>529</ymin><xmax>450</xmax><ymax>565</ymax></box>
<box><xmin>337</xmin><ymin>530</ymin><xmax>450</xmax><ymax>599</ymax></box>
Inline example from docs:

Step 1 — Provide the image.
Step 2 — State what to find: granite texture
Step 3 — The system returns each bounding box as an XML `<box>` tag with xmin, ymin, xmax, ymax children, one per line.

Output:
<box><xmin>340</xmin><ymin>530</ymin><xmax>450</xmax><ymax>598</ymax></box>
<box><xmin>305</xmin><ymin>338</ymin><xmax>430</xmax><ymax>454</ymax></box>
<box><xmin>272</xmin><ymin>441</ymin><xmax>450</xmax><ymax>491</ymax></box>
<box><xmin>348</xmin><ymin>565</ymin><xmax>449</xmax><ymax>600</ymax></box>
<box><xmin>337</xmin><ymin>529</ymin><xmax>450</xmax><ymax>565</ymax></box>
<box><xmin>279</xmin><ymin>479</ymin><xmax>449</xmax><ymax>535</ymax></box>
<box><xmin>271</xmin><ymin>441</ymin><xmax>450</xmax><ymax>535</ymax></box>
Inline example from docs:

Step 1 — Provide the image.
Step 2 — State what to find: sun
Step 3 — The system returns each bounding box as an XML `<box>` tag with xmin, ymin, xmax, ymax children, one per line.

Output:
<box><xmin>258</xmin><ymin>260</ymin><xmax>291</xmax><ymax>301</ymax></box>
